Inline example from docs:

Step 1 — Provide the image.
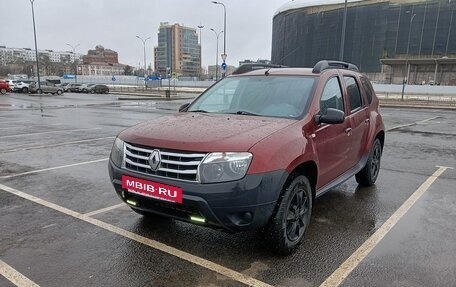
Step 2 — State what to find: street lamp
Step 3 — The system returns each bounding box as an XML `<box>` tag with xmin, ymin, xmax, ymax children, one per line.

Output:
<box><xmin>197</xmin><ymin>24</ymin><xmax>204</xmax><ymax>80</ymax></box>
<box><xmin>211</xmin><ymin>1</ymin><xmax>226</xmax><ymax>77</ymax></box>
<box><xmin>66</xmin><ymin>43</ymin><xmax>80</xmax><ymax>83</ymax></box>
<box><xmin>210</xmin><ymin>28</ymin><xmax>223</xmax><ymax>81</ymax></box>
<box><xmin>29</xmin><ymin>0</ymin><xmax>41</xmax><ymax>90</ymax></box>
<box><xmin>402</xmin><ymin>12</ymin><xmax>416</xmax><ymax>101</ymax></box>
<box><xmin>339</xmin><ymin>0</ymin><xmax>348</xmax><ymax>61</ymax></box>
<box><xmin>136</xmin><ymin>35</ymin><xmax>151</xmax><ymax>87</ymax></box>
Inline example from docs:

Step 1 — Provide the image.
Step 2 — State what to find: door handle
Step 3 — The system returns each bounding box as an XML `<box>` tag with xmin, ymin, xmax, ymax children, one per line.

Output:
<box><xmin>364</xmin><ymin>119</ymin><xmax>370</xmax><ymax>124</ymax></box>
<box><xmin>345</xmin><ymin>128</ymin><xmax>352</xmax><ymax>136</ymax></box>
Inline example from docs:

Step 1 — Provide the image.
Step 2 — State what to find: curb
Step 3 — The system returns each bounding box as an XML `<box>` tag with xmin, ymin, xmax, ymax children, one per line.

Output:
<box><xmin>380</xmin><ymin>103</ymin><xmax>456</xmax><ymax>110</ymax></box>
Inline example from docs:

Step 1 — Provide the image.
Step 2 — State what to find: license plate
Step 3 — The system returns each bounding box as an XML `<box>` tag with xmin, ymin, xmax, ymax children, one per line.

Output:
<box><xmin>121</xmin><ymin>175</ymin><xmax>183</xmax><ymax>204</ymax></box>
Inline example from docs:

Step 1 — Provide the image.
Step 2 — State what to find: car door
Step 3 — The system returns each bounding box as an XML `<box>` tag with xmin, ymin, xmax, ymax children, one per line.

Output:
<box><xmin>342</xmin><ymin>75</ymin><xmax>370</xmax><ymax>168</ymax></box>
<box><xmin>314</xmin><ymin>76</ymin><xmax>352</xmax><ymax>188</ymax></box>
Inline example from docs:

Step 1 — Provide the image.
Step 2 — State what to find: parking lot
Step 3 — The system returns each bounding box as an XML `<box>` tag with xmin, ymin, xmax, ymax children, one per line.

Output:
<box><xmin>1</xmin><ymin>92</ymin><xmax>455</xmax><ymax>287</ymax></box>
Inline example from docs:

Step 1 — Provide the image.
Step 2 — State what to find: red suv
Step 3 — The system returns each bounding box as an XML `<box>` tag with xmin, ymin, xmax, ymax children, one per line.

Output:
<box><xmin>109</xmin><ymin>60</ymin><xmax>385</xmax><ymax>255</ymax></box>
<box><xmin>0</xmin><ymin>81</ymin><xmax>11</xmax><ymax>94</ymax></box>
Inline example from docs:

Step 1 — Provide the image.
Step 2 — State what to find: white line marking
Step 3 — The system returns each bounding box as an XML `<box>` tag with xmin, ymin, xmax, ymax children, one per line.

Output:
<box><xmin>319</xmin><ymin>166</ymin><xmax>451</xmax><ymax>287</ymax></box>
<box><xmin>84</xmin><ymin>203</ymin><xmax>125</xmax><ymax>217</ymax></box>
<box><xmin>0</xmin><ymin>123</ymin><xmax>64</xmax><ymax>130</ymax></box>
<box><xmin>0</xmin><ymin>120</ymin><xmax>32</xmax><ymax>125</ymax></box>
<box><xmin>0</xmin><ymin>127</ymin><xmax>102</xmax><ymax>139</ymax></box>
<box><xmin>0</xmin><ymin>158</ymin><xmax>109</xmax><ymax>179</ymax></box>
<box><xmin>0</xmin><ymin>259</ymin><xmax>40</xmax><ymax>287</ymax></box>
<box><xmin>0</xmin><ymin>184</ymin><xmax>273</xmax><ymax>287</ymax></box>
<box><xmin>386</xmin><ymin>116</ymin><xmax>441</xmax><ymax>132</ymax></box>
<box><xmin>0</xmin><ymin>136</ymin><xmax>115</xmax><ymax>153</ymax></box>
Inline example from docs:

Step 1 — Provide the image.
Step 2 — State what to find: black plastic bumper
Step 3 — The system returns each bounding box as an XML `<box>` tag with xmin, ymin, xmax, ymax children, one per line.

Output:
<box><xmin>108</xmin><ymin>159</ymin><xmax>289</xmax><ymax>232</ymax></box>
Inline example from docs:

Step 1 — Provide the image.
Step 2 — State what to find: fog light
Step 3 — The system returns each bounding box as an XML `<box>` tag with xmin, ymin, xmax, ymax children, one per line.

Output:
<box><xmin>126</xmin><ymin>199</ymin><xmax>137</xmax><ymax>206</ymax></box>
<box><xmin>190</xmin><ymin>216</ymin><xmax>206</xmax><ymax>223</ymax></box>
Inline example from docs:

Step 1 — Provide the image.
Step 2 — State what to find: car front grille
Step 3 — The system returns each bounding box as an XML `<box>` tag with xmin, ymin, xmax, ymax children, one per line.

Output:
<box><xmin>124</xmin><ymin>142</ymin><xmax>206</xmax><ymax>182</ymax></box>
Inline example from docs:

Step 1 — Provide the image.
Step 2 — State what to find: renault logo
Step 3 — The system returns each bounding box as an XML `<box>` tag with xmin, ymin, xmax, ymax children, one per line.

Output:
<box><xmin>148</xmin><ymin>150</ymin><xmax>161</xmax><ymax>171</ymax></box>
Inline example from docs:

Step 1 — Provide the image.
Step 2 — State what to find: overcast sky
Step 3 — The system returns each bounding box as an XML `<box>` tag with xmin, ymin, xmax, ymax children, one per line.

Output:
<box><xmin>0</xmin><ymin>0</ymin><xmax>290</xmax><ymax>69</ymax></box>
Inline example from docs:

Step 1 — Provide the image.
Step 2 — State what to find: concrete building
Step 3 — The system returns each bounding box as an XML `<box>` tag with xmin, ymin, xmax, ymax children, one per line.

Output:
<box><xmin>208</xmin><ymin>64</ymin><xmax>235</xmax><ymax>80</ymax></box>
<box><xmin>82</xmin><ymin>45</ymin><xmax>118</xmax><ymax>65</ymax></box>
<box><xmin>78</xmin><ymin>45</ymin><xmax>125</xmax><ymax>76</ymax></box>
<box><xmin>78</xmin><ymin>62</ymin><xmax>125</xmax><ymax>76</ymax></box>
<box><xmin>0</xmin><ymin>46</ymin><xmax>82</xmax><ymax>65</ymax></box>
<box><xmin>272</xmin><ymin>0</ymin><xmax>456</xmax><ymax>85</ymax></box>
<box><xmin>239</xmin><ymin>59</ymin><xmax>271</xmax><ymax>66</ymax></box>
<box><xmin>154</xmin><ymin>22</ymin><xmax>201</xmax><ymax>78</ymax></box>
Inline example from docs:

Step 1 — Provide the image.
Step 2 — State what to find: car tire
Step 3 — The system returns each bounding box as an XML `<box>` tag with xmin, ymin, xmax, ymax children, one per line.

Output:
<box><xmin>0</xmin><ymin>88</ymin><xmax>6</xmax><ymax>94</ymax></box>
<box><xmin>260</xmin><ymin>174</ymin><xmax>312</xmax><ymax>255</ymax></box>
<box><xmin>56</xmin><ymin>90</ymin><xmax>62</xmax><ymax>95</ymax></box>
<box><xmin>22</xmin><ymin>87</ymin><xmax>29</xmax><ymax>93</ymax></box>
<box><xmin>355</xmin><ymin>138</ymin><xmax>382</xmax><ymax>186</ymax></box>
<box><xmin>36</xmin><ymin>89</ymin><xmax>42</xmax><ymax>94</ymax></box>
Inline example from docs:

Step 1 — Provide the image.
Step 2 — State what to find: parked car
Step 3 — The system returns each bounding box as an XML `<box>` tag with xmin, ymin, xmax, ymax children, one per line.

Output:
<box><xmin>5</xmin><ymin>80</ymin><xmax>17</xmax><ymax>91</ymax></box>
<box><xmin>80</xmin><ymin>84</ymin><xmax>96</xmax><ymax>93</ymax></box>
<box><xmin>58</xmin><ymin>82</ymin><xmax>71</xmax><ymax>92</ymax></box>
<box><xmin>67</xmin><ymin>83</ymin><xmax>82</xmax><ymax>92</ymax></box>
<box><xmin>87</xmin><ymin>84</ymin><xmax>109</xmax><ymax>94</ymax></box>
<box><xmin>29</xmin><ymin>81</ymin><xmax>64</xmax><ymax>95</ymax></box>
<box><xmin>108</xmin><ymin>60</ymin><xmax>385</xmax><ymax>255</ymax></box>
<box><xmin>0</xmin><ymin>80</ymin><xmax>11</xmax><ymax>94</ymax></box>
<box><xmin>12</xmin><ymin>80</ymin><xmax>33</xmax><ymax>93</ymax></box>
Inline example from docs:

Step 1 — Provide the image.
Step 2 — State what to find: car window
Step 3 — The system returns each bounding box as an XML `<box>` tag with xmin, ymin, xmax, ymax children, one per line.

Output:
<box><xmin>360</xmin><ymin>77</ymin><xmax>374</xmax><ymax>104</ymax></box>
<box><xmin>344</xmin><ymin>76</ymin><xmax>363</xmax><ymax>112</ymax></box>
<box><xmin>188</xmin><ymin>76</ymin><xmax>315</xmax><ymax>118</ymax></box>
<box><xmin>320</xmin><ymin>77</ymin><xmax>344</xmax><ymax>114</ymax></box>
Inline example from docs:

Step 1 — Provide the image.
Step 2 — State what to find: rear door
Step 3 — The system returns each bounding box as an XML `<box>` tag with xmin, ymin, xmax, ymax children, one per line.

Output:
<box><xmin>342</xmin><ymin>75</ymin><xmax>370</xmax><ymax>168</ymax></box>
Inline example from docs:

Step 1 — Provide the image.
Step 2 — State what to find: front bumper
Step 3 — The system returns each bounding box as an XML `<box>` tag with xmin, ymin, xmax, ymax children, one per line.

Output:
<box><xmin>108</xmin><ymin>159</ymin><xmax>289</xmax><ymax>232</ymax></box>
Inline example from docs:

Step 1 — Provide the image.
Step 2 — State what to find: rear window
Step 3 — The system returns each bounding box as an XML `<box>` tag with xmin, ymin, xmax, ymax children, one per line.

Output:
<box><xmin>360</xmin><ymin>77</ymin><xmax>374</xmax><ymax>104</ymax></box>
<box><xmin>344</xmin><ymin>76</ymin><xmax>363</xmax><ymax>112</ymax></box>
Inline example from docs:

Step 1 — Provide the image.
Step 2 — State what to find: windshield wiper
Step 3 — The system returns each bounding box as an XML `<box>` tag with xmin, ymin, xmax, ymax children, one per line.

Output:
<box><xmin>235</xmin><ymin>110</ymin><xmax>260</xmax><ymax>116</ymax></box>
<box><xmin>189</xmin><ymin>109</ymin><xmax>209</xmax><ymax>113</ymax></box>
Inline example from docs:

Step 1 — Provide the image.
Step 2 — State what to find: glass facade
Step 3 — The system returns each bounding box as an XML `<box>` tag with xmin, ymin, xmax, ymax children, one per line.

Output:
<box><xmin>155</xmin><ymin>23</ymin><xmax>201</xmax><ymax>77</ymax></box>
<box><xmin>272</xmin><ymin>0</ymin><xmax>456</xmax><ymax>72</ymax></box>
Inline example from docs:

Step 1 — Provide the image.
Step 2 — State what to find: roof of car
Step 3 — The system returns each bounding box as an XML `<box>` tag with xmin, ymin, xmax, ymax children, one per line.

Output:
<box><xmin>233</xmin><ymin>67</ymin><xmax>316</xmax><ymax>77</ymax></box>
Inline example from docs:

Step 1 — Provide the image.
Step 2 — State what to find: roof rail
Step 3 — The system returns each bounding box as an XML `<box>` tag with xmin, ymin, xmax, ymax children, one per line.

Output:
<box><xmin>232</xmin><ymin>63</ymin><xmax>287</xmax><ymax>75</ymax></box>
<box><xmin>312</xmin><ymin>60</ymin><xmax>359</xmax><ymax>74</ymax></box>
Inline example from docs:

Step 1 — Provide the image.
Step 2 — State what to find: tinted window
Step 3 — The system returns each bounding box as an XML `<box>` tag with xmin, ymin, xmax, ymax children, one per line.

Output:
<box><xmin>360</xmin><ymin>77</ymin><xmax>374</xmax><ymax>104</ymax></box>
<box><xmin>320</xmin><ymin>77</ymin><xmax>344</xmax><ymax>114</ymax></box>
<box><xmin>344</xmin><ymin>76</ymin><xmax>362</xmax><ymax>111</ymax></box>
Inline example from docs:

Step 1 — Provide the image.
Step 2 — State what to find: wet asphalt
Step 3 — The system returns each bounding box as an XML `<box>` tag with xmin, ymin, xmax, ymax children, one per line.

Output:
<box><xmin>0</xmin><ymin>93</ymin><xmax>455</xmax><ymax>287</ymax></box>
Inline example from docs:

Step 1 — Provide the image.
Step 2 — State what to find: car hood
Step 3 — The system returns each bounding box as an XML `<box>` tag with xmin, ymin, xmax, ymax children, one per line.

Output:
<box><xmin>118</xmin><ymin>112</ymin><xmax>295</xmax><ymax>152</ymax></box>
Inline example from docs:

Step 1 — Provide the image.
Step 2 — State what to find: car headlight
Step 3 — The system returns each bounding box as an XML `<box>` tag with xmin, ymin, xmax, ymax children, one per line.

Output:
<box><xmin>198</xmin><ymin>152</ymin><xmax>252</xmax><ymax>183</ymax></box>
<box><xmin>110</xmin><ymin>137</ymin><xmax>124</xmax><ymax>167</ymax></box>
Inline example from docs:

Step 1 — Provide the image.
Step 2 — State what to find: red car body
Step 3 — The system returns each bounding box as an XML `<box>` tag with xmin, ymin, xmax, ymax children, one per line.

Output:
<box><xmin>109</xmin><ymin>61</ymin><xmax>385</xmax><ymax>254</ymax></box>
<box><xmin>0</xmin><ymin>81</ymin><xmax>11</xmax><ymax>94</ymax></box>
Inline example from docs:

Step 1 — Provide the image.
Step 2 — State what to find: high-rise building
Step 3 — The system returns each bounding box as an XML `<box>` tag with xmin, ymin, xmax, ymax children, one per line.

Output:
<box><xmin>154</xmin><ymin>22</ymin><xmax>201</xmax><ymax>77</ymax></box>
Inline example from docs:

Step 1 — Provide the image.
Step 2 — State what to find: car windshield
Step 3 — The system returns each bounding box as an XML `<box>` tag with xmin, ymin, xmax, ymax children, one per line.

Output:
<box><xmin>187</xmin><ymin>76</ymin><xmax>315</xmax><ymax>119</ymax></box>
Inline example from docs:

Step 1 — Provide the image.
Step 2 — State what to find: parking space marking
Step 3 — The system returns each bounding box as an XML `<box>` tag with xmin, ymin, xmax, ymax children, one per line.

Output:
<box><xmin>0</xmin><ymin>259</ymin><xmax>40</xmax><ymax>287</ymax></box>
<box><xmin>0</xmin><ymin>158</ymin><xmax>109</xmax><ymax>179</ymax></box>
<box><xmin>0</xmin><ymin>136</ymin><xmax>115</xmax><ymax>154</ymax></box>
<box><xmin>84</xmin><ymin>203</ymin><xmax>125</xmax><ymax>217</ymax></box>
<box><xmin>0</xmin><ymin>128</ymin><xmax>102</xmax><ymax>139</ymax></box>
<box><xmin>319</xmin><ymin>166</ymin><xmax>451</xmax><ymax>287</ymax></box>
<box><xmin>386</xmin><ymin>116</ymin><xmax>441</xmax><ymax>132</ymax></box>
<box><xmin>0</xmin><ymin>120</ymin><xmax>32</xmax><ymax>125</ymax></box>
<box><xmin>0</xmin><ymin>123</ymin><xmax>63</xmax><ymax>130</ymax></box>
<box><xmin>0</xmin><ymin>183</ymin><xmax>273</xmax><ymax>287</ymax></box>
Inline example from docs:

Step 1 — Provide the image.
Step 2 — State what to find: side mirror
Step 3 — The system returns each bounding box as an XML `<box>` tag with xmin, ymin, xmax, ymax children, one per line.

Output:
<box><xmin>315</xmin><ymin>108</ymin><xmax>345</xmax><ymax>125</ymax></box>
<box><xmin>178</xmin><ymin>103</ymin><xmax>190</xmax><ymax>112</ymax></box>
